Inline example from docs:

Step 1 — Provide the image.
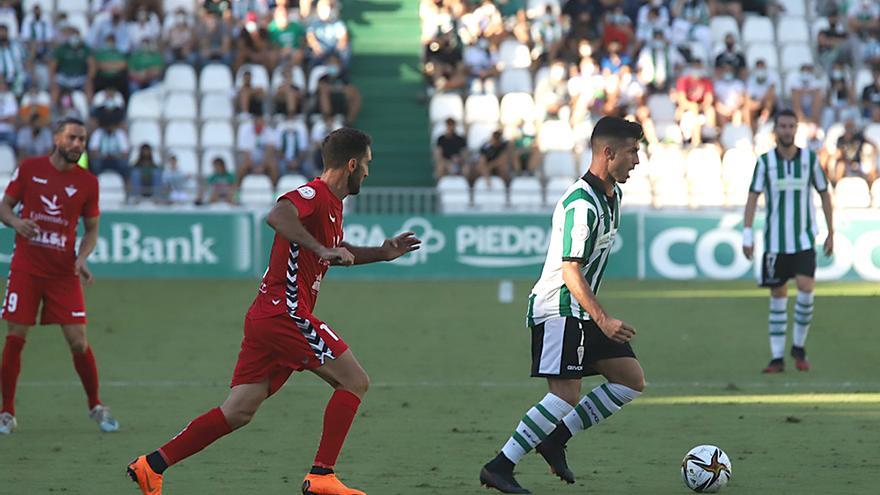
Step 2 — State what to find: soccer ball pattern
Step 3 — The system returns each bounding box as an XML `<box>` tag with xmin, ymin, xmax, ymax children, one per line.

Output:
<box><xmin>681</xmin><ymin>445</ymin><xmax>732</xmax><ymax>492</ymax></box>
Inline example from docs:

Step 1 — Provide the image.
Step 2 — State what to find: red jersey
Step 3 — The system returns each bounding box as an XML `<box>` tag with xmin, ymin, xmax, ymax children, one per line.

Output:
<box><xmin>248</xmin><ymin>178</ymin><xmax>343</xmax><ymax>319</ymax></box>
<box><xmin>676</xmin><ymin>75</ymin><xmax>714</xmax><ymax>104</ymax></box>
<box><xmin>4</xmin><ymin>157</ymin><xmax>99</xmax><ymax>277</ymax></box>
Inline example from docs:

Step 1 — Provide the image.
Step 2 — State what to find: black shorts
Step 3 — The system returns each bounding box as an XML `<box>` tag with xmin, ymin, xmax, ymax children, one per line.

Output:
<box><xmin>530</xmin><ymin>317</ymin><xmax>637</xmax><ymax>379</ymax></box>
<box><xmin>760</xmin><ymin>249</ymin><xmax>816</xmax><ymax>287</ymax></box>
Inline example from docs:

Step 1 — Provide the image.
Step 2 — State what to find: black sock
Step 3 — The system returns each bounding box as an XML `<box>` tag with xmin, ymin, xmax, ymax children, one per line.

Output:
<box><xmin>545</xmin><ymin>423</ymin><xmax>573</xmax><ymax>446</ymax></box>
<box><xmin>487</xmin><ymin>452</ymin><xmax>515</xmax><ymax>473</ymax></box>
<box><xmin>310</xmin><ymin>466</ymin><xmax>334</xmax><ymax>476</ymax></box>
<box><xmin>145</xmin><ymin>451</ymin><xmax>168</xmax><ymax>475</ymax></box>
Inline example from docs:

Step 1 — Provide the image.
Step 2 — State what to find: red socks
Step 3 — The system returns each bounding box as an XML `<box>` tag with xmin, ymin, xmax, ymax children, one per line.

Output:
<box><xmin>314</xmin><ymin>390</ymin><xmax>362</xmax><ymax>468</ymax></box>
<box><xmin>72</xmin><ymin>346</ymin><xmax>101</xmax><ymax>410</ymax></box>
<box><xmin>1</xmin><ymin>335</ymin><xmax>25</xmax><ymax>415</ymax></box>
<box><xmin>159</xmin><ymin>407</ymin><xmax>233</xmax><ymax>466</ymax></box>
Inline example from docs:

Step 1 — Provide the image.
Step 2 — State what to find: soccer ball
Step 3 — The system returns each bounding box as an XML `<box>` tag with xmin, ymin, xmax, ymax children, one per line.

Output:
<box><xmin>681</xmin><ymin>445</ymin><xmax>732</xmax><ymax>492</ymax></box>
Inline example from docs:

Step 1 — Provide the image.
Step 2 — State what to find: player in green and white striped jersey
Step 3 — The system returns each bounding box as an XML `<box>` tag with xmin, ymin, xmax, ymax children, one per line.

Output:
<box><xmin>480</xmin><ymin>117</ymin><xmax>646</xmax><ymax>494</ymax></box>
<box><xmin>742</xmin><ymin>109</ymin><xmax>834</xmax><ymax>374</ymax></box>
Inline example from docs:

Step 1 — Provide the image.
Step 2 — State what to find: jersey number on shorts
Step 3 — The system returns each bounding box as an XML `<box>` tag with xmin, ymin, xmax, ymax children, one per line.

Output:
<box><xmin>5</xmin><ymin>292</ymin><xmax>17</xmax><ymax>313</ymax></box>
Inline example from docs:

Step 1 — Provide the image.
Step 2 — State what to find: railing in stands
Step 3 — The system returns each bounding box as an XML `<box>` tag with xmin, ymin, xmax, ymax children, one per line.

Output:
<box><xmin>346</xmin><ymin>187</ymin><xmax>438</xmax><ymax>214</ymax></box>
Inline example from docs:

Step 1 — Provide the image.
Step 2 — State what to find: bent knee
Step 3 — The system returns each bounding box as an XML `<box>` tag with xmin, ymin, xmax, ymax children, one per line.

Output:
<box><xmin>340</xmin><ymin>372</ymin><xmax>370</xmax><ymax>398</ymax></box>
<box><xmin>224</xmin><ymin>407</ymin><xmax>257</xmax><ymax>429</ymax></box>
<box><xmin>68</xmin><ymin>339</ymin><xmax>89</xmax><ymax>354</ymax></box>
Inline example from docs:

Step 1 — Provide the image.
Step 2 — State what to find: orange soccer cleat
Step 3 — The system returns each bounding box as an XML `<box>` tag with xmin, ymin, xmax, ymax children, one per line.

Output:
<box><xmin>127</xmin><ymin>455</ymin><xmax>164</xmax><ymax>495</ymax></box>
<box><xmin>302</xmin><ymin>472</ymin><xmax>366</xmax><ymax>495</ymax></box>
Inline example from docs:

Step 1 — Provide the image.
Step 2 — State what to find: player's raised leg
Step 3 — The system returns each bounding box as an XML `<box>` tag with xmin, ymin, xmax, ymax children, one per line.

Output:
<box><xmin>764</xmin><ymin>284</ymin><xmax>788</xmax><ymax>373</ymax></box>
<box><xmin>60</xmin><ymin>324</ymin><xmax>118</xmax><ymax>432</ymax></box>
<box><xmin>128</xmin><ymin>380</ymin><xmax>268</xmax><ymax>495</ymax></box>
<box><xmin>791</xmin><ymin>275</ymin><xmax>815</xmax><ymax>371</ymax></box>
<box><xmin>303</xmin><ymin>349</ymin><xmax>369</xmax><ymax>495</ymax></box>
<box><xmin>0</xmin><ymin>323</ymin><xmax>28</xmax><ymax>434</ymax></box>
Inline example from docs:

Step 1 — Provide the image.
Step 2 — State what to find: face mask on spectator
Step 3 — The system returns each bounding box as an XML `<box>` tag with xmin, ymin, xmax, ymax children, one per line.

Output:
<box><xmin>754</xmin><ymin>68</ymin><xmax>767</xmax><ymax>82</ymax></box>
<box><xmin>831</xmin><ymin>70</ymin><xmax>844</xmax><ymax>80</ymax></box>
<box><xmin>245</xmin><ymin>21</ymin><xmax>257</xmax><ymax>33</ymax></box>
<box><xmin>801</xmin><ymin>69</ymin><xmax>813</xmax><ymax>82</ymax></box>
<box><xmin>137</xmin><ymin>9</ymin><xmax>148</xmax><ymax>22</ymax></box>
<box><xmin>318</xmin><ymin>4</ymin><xmax>333</xmax><ymax>21</ymax></box>
<box><xmin>326</xmin><ymin>64</ymin><xmax>340</xmax><ymax>77</ymax></box>
<box><xmin>550</xmin><ymin>65</ymin><xmax>565</xmax><ymax>81</ymax></box>
<box><xmin>176</xmin><ymin>13</ymin><xmax>186</xmax><ymax>24</ymax></box>
<box><xmin>723</xmin><ymin>71</ymin><xmax>735</xmax><ymax>81</ymax></box>
<box><xmin>652</xmin><ymin>0</ymin><xmax>663</xmax><ymax>7</ymax></box>
<box><xmin>69</xmin><ymin>34</ymin><xmax>82</xmax><ymax>46</ymax></box>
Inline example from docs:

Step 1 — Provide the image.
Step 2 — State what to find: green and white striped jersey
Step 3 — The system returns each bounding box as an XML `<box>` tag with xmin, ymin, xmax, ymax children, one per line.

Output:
<box><xmin>749</xmin><ymin>147</ymin><xmax>829</xmax><ymax>254</ymax></box>
<box><xmin>527</xmin><ymin>172</ymin><xmax>621</xmax><ymax>326</ymax></box>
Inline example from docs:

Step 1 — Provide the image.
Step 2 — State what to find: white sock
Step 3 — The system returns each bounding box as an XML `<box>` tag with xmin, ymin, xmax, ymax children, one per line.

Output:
<box><xmin>500</xmin><ymin>393</ymin><xmax>573</xmax><ymax>464</ymax></box>
<box><xmin>768</xmin><ymin>296</ymin><xmax>788</xmax><ymax>359</ymax></box>
<box><xmin>561</xmin><ymin>383</ymin><xmax>641</xmax><ymax>436</ymax></box>
<box><xmin>793</xmin><ymin>291</ymin><xmax>814</xmax><ymax>348</ymax></box>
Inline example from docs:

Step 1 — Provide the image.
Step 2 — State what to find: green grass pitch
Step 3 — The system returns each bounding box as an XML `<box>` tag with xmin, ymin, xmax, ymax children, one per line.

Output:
<box><xmin>0</xmin><ymin>279</ymin><xmax>878</xmax><ymax>494</ymax></box>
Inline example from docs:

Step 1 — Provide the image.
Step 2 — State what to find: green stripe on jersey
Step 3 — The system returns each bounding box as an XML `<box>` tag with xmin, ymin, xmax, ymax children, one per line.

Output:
<box><xmin>562</xmin><ymin>208</ymin><xmax>575</xmax><ymax>257</ymax></box>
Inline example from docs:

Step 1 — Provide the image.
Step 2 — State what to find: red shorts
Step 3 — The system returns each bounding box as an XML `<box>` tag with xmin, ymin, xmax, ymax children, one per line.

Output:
<box><xmin>1</xmin><ymin>270</ymin><xmax>86</xmax><ymax>326</ymax></box>
<box><xmin>231</xmin><ymin>312</ymin><xmax>349</xmax><ymax>395</ymax></box>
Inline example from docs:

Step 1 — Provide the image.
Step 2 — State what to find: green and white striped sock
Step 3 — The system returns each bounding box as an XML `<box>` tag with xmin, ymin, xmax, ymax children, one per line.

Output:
<box><xmin>500</xmin><ymin>393</ymin><xmax>573</xmax><ymax>464</ymax></box>
<box><xmin>561</xmin><ymin>383</ymin><xmax>641</xmax><ymax>435</ymax></box>
<box><xmin>793</xmin><ymin>291</ymin><xmax>813</xmax><ymax>347</ymax></box>
<box><xmin>769</xmin><ymin>296</ymin><xmax>788</xmax><ymax>359</ymax></box>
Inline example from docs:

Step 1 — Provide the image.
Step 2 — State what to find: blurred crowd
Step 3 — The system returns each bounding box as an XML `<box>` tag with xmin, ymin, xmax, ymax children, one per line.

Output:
<box><xmin>422</xmin><ymin>0</ymin><xmax>880</xmax><ymax>195</ymax></box>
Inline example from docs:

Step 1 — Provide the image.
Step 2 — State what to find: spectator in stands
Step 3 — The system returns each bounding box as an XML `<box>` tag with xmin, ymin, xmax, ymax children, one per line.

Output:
<box><xmin>89</xmin><ymin>122</ymin><xmax>130</xmax><ymax>178</ymax></box>
<box><xmin>162</xmin><ymin>153</ymin><xmax>193</xmax><ymax>204</ymax></box>
<box><xmin>636</xmin><ymin>28</ymin><xmax>685</xmax><ymax>91</ymax></box>
<box><xmin>458</xmin><ymin>0</ymin><xmax>503</xmax><ymax>46</ymax></box>
<box><xmin>670</xmin><ymin>0</ymin><xmax>711</xmax><ymax>55</ymax></box>
<box><xmin>535</xmin><ymin>60</ymin><xmax>571</xmax><ymax>121</ymax></box>
<box><xmin>18</xmin><ymin>85</ymin><xmax>50</xmax><ymax>126</ymax></box>
<box><xmin>674</xmin><ymin>57</ymin><xmax>716</xmax><ymax>145</ymax></box>
<box><xmin>50</xmin><ymin>26</ymin><xmax>91</xmax><ymax>106</ymax></box>
<box><xmin>600</xmin><ymin>41</ymin><xmax>631</xmax><ymax>76</ymax></box>
<box><xmin>164</xmin><ymin>7</ymin><xmax>197</xmax><ymax>64</ymax></box>
<box><xmin>0</xmin><ymin>78</ymin><xmax>17</xmax><ymax>148</ymax></box>
<box><xmin>568</xmin><ymin>56</ymin><xmax>603</xmax><ymax>123</ymax></box>
<box><xmin>89</xmin><ymin>1</ymin><xmax>131</xmax><ymax>53</ymax></box>
<box><xmin>237</xmin><ymin>69</ymin><xmax>265</xmax><ymax>117</ymax></box>
<box><xmin>822</xmin><ymin>61</ymin><xmax>858</xmax><ymax>130</ymax></box>
<box><xmin>462</xmin><ymin>38</ymin><xmax>499</xmax><ymax>95</ymax></box>
<box><xmin>833</xmin><ymin>119</ymin><xmax>877</xmax><ymax>186</ymax></box>
<box><xmin>602</xmin><ymin>5</ymin><xmax>634</xmax><ymax>52</ymax></box>
<box><xmin>744</xmin><ymin>58</ymin><xmax>778</xmax><ymax>130</ymax></box>
<box><xmin>496</xmin><ymin>0</ymin><xmax>528</xmax><ymax>42</ymax></box>
<box><xmin>714</xmin><ymin>33</ymin><xmax>745</xmax><ymax>79</ymax></box>
<box><xmin>817</xmin><ymin>5</ymin><xmax>851</xmax><ymax>70</ymax></box>
<box><xmin>268</xmin><ymin>1</ymin><xmax>306</xmax><ymax>67</ymax></box>
<box><xmin>272</xmin><ymin>65</ymin><xmax>303</xmax><ymax>119</ymax></box>
<box><xmin>129</xmin><ymin>143</ymin><xmax>162</xmax><ymax>200</ymax></box>
<box><xmin>317</xmin><ymin>53</ymin><xmax>361</xmax><ymax>125</ymax></box>
<box><xmin>787</xmin><ymin>62</ymin><xmax>825</xmax><ymax>125</ymax></box>
<box><xmin>713</xmin><ymin>62</ymin><xmax>746</xmax><ymax>127</ymax></box>
<box><xmin>562</xmin><ymin>2</ymin><xmax>599</xmax><ymax>57</ymax></box>
<box><xmin>0</xmin><ymin>25</ymin><xmax>25</xmax><ymax>95</ymax></box>
<box><xmin>20</xmin><ymin>3</ymin><xmax>54</xmax><ymax>91</ymax></box>
<box><xmin>423</xmin><ymin>30</ymin><xmax>467</xmax><ymax>95</ymax></box>
<box><xmin>433</xmin><ymin>117</ymin><xmax>468</xmax><ymax>179</ymax></box>
<box><xmin>91</xmin><ymin>85</ymin><xmax>125</xmax><ymax>127</ymax></box>
<box><xmin>531</xmin><ymin>5</ymin><xmax>564</xmax><ymax>61</ymax></box>
<box><xmin>847</xmin><ymin>0</ymin><xmax>880</xmax><ymax>42</ymax></box>
<box><xmin>420</xmin><ymin>0</ymin><xmax>458</xmax><ymax>44</ymax></box>
<box><xmin>235</xmin><ymin>11</ymin><xmax>272</xmax><ymax>71</ymax></box>
<box><xmin>508</xmin><ymin>118</ymin><xmax>541</xmax><ymax>176</ymax></box>
<box><xmin>276</xmin><ymin>122</ymin><xmax>311</xmax><ymax>177</ymax></box>
<box><xmin>475</xmin><ymin>129</ymin><xmax>512</xmax><ymax>183</ymax></box>
<box><xmin>198</xmin><ymin>8</ymin><xmax>233</xmax><ymax>66</ymax></box>
<box><xmin>127</xmin><ymin>4</ymin><xmax>161</xmax><ymax>49</ymax></box>
<box><xmin>89</xmin><ymin>33</ymin><xmax>129</xmax><ymax>98</ymax></box>
<box><xmin>635</xmin><ymin>6</ymin><xmax>669</xmax><ymax>49</ymax></box>
<box><xmin>203</xmin><ymin>0</ymin><xmax>233</xmax><ymax>18</ymax></box>
<box><xmin>861</xmin><ymin>68</ymin><xmax>880</xmax><ymax>119</ymax></box>
<box><xmin>16</xmin><ymin>111</ymin><xmax>52</xmax><ymax>159</ymax></box>
<box><xmin>236</xmin><ymin>114</ymin><xmax>280</xmax><ymax>184</ymax></box>
<box><xmin>128</xmin><ymin>37</ymin><xmax>163</xmax><ymax>93</ymax></box>
<box><xmin>205</xmin><ymin>156</ymin><xmax>237</xmax><ymax>204</ymax></box>
<box><xmin>307</xmin><ymin>0</ymin><xmax>351</xmax><ymax>66</ymax></box>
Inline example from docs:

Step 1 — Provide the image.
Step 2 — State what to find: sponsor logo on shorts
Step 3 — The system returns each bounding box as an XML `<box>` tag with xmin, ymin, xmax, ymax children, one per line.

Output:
<box><xmin>566</xmin><ymin>365</ymin><xmax>583</xmax><ymax>371</ymax></box>
<box><xmin>71</xmin><ymin>311</ymin><xmax>86</xmax><ymax>317</ymax></box>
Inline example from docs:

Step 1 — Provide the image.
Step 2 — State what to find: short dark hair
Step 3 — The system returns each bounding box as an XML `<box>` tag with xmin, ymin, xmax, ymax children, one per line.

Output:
<box><xmin>590</xmin><ymin>116</ymin><xmax>643</xmax><ymax>149</ymax></box>
<box><xmin>321</xmin><ymin>127</ymin><xmax>372</xmax><ymax>169</ymax></box>
<box><xmin>774</xmin><ymin>109</ymin><xmax>798</xmax><ymax>126</ymax></box>
<box><xmin>53</xmin><ymin>116</ymin><xmax>85</xmax><ymax>135</ymax></box>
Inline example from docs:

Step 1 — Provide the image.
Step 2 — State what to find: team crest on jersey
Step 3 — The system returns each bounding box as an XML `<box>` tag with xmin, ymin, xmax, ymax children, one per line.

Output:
<box><xmin>571</xmin><ymin>224</ymin><xmax>590</xmax><ymax>241</ymax></box>
<box><xmin>297</xmin><ymin>186</ymin><xmax>316</xmax><ymax>199</ymax></box>
<box><xmin>65</xmin><ymin>185</ymin><xmax>78</xmax><ymax>197</ymax></box>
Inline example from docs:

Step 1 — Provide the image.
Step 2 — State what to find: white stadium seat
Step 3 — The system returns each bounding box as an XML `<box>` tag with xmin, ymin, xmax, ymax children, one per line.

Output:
<box><xmin>200</xmin><ymin>64</ymin><xmax>234</xmax><ymax>94</ymax></box>
<box><xmin>98</xmin><ymin>171</ymin><xmax>126</xmax><ymax>209</ymax></box>
<box><xmin>811</xmin><ymin>17</ymin><xmax>829</xmax><ymax>40</ymax></box>
<box><xmin>200</xmin><ymin>121</ymin><xmax>235</xmax><ymax>149</ymax></box>
<box><xmin>834</xmin><ymin>177</ymin><xmax>871</xmax><ymax>209</ymax></box>
<box><xmin>129</xmin><ymin>120</ymin><xmax>162</xmax><ymax>148</ymax></box>
<box><xmin>164</xmin><ymin>120</ymin><xmax>198</xmax><ymax>149</ymax></box>
<box><xmin>466</xmin><ymin>122</ymin><xmax>496</xmax><ymax>151</ymax></box>
<box><xmin>497</xmin><ymin>39</ymin><xmax>531</xmax><ymax>70</ymax></box>
<box><xmin>162</xmin><ymin>92</ymin><xmax>198</xmax><ymax>121</ymax></box>
<box><xmin>855</xmin><ymin>68</ymin><xmax>874</xmax><ymax>96</ymax></box>
<box><xmin>542</xmin><ymin>150</ymin><xmax>577</xmax><ymax>178</ymax></box>
<box><xmin>25</xmin><ymin>0</ymin><xmax>53</xmax><ymax>14</ymax></box>
<box><xmin>236</xmin><ymin>64</ymin><xmax>270</xmax><ymax>90</ymax></box>
<box><xmin>745</xmin><ymin>43</ymin><xmax>779</xmax><ymax>70</ymax></box>
<box><xmin>163</xmin><ymin>0</ymin><xmax>197</xmax><ymax>14</ymax></box>
<box><xmin>777</xmin><ymin>0</ymin><xmax>806</xmax><ymax>17</ymax></box>
<box><xmin>647</xmin><ymin>94</ymin><xmax>676</xmax><ymax>124</ymax></box>
<box><xmin>685</xmin><ymin>146</ymin><xmax>722</xmax><ymax>182</ymax></box>
<box><xmin>619</xmin><ymin>176</ymin><xmax>653</xmax><ymax>207</ymax></box>
<box><xmin>0</xmin><ymin>145</ymin><xmax>15</xmax><ymax>174</ymax></box>
<box><xmin>239</xmin><ymin>175</ymin><xmax>275</xmax><ymax>207</ymax></box>
<box><xmin>824</xmin><ymin>123</ymin><xmax>846</xmax><ymax>153</ymax></box>
<box><xmin>127</xmin><ymin>90</ymin><xmax>162</xmax><ymax>120</ymax></box>
<box><xmin>437</xmin><ymin>176</ymin><xmax>471</xmax><ymax>212</ymax></box>
<box><xmin>464</xmin><ymin>94</ymin><xmax>500</xmax><ymax>124</ymax></box>
<box><xmin>499</xmin><ymin>92</ymin><xmax>536</xmax><ymax>125</ymax></box>
<box><xmin>58</xmin><ymin>0</ymin><xmax>90</xmax><ymax>12</ymax></box>
<box><xmin>472</xmin><ymin>176</ymin><xmax>507</xmax><ymax>211</ymax></box>
<box><xmin>776</xmin><ymin>17</ymin><xmax>809</xmax><ymax>44</ymax></box>
<box><xmin>271</xmin><ymin>65</ymin><xmax>307</xmax><ymax>91</ymax></box>
<box><xmin>509</xmin><ymin>176</ymin><xmax>543</xmax><ymax>210</ymax></box>
<box><xmin>429</xmin><ymin>93</ymin><xmax>464</xmax><ymax>124</ymax></box>
<box><xmin>653</xmin><ymin>177</ymin><xmax>690</xmax><ymax>208</ymax></box>
<box><xmin>741</xmin><ymin>16</ymin><xmax>774</xmax><ymax>45</ymax></box>
<box><xmin>647</xmin><ymin>146</ymin><xmax>686</xmax><ymax>180</ymax></box>
<box><xmin>200</xmin><ymin>93</ymin><xmax>234</xmax><ymax>121</ymax></box>
<box><xmin>499</xmin><ymin>68</ymin><xmax>533</xmax><ymax>95</ymax></box>
<box><xmin>65</xmin><ymin>12</ymin><xmax>89</xmax><ymax>38</ymax></box>
<box><xmin>545</xmin><ymin>177</ymin><xmax>573</xmax><ymax>206</ymax></box>
<box><xmin>277</xmin><ymin>174</ymin><xmax>309</xmax><ymax>195</ymax></box>
<box><xmin>722</xmin><ymin>147</ymin><xmax>756</xmax><ymax>184</ymax></box>
<box><xmin>166</xmin><ymin>148</ymin><xmax>199</xmax><ymax>176</ymax></box>
<box><xmin>780</xmin><ymin>44</ymin><xmax>814</xmax><ymax>72</ymax></box>
<box><xmin>164</xmin><ymin>64</ymin><xmax>197</xmax><ymax>92</ymax></box>
<box><xmin>710</xmin><ymin>16</ymin><xmax>739</xmax><ymax>45</ymax></box>
<box><xmin>864</xmin><ymin>124</ymin><xmax>880</xmax><ymax>148</ymax></box>
<box><xmin>720</xmin><ymin>124</ymin><xmax>754</xmax><ymax>151</ymax></box>
<box><xmin>538</xmin><ymin>120</ymin><xmax>574</xmax><ymax>152</ymax></box>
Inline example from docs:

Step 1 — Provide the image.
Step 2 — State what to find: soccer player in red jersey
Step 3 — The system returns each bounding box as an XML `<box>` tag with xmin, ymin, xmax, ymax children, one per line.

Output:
<box><xmin>128</xmin><ymin>128</ymin><xmax>421</xmax><ymax>495</ymax></box>
<box><xmin>0</xmin><ymin>117</ymin><xmax>118</xmax><ymax>435</ymax></box>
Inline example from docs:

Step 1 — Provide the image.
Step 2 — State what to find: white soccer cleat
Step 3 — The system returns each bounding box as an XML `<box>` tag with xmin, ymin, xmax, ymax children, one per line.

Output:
<box><xmin>89</xmin><ymin>405</ymin><xmax>119</xmax><ymax>433</ymax></box>
<box><xmin>0</xmin><ymin>412</ymin><xmax>16</xmax><ymax>434</ymax></box>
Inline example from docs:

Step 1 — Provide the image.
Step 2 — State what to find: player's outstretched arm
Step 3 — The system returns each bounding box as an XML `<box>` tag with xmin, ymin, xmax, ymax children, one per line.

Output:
<box><xmin>340</xmin><ymin>232</ymin><xmax>422</xmax><ymax>265</ymax></box>
<box><xmin>741</xmin><ymin>192</ymin><xmax>759</xmax><ymax>260</ymax></box>
<box><xmin>561</xmin><ymin>261</ymin><xmax>635</xmax><ymax>344</ymax></box>
<box><xmin>267</xmin><ymin>199</ymin><xmax>354</xmax><ymax>265</ymax></box>
<box><xmin>0</xmin><ymin>194</ymin><xmax>37</xmax><ymax>238</ymax></box>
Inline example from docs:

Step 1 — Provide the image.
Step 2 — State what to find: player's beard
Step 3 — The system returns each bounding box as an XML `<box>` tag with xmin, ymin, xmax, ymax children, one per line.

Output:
<box><xmin>347</xmin><ymin>170</ymin><xmax>363</xmax><ymax>195</ymax></box>
<box><xmin>57</xmin><ymin>146</ymin><xmax>83</xmax><ymax>164</ymax></box>
<box><xmin>777</xmin><ymin>136</ymin><xmax>795</xmax><ymax>148</ymax></box>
